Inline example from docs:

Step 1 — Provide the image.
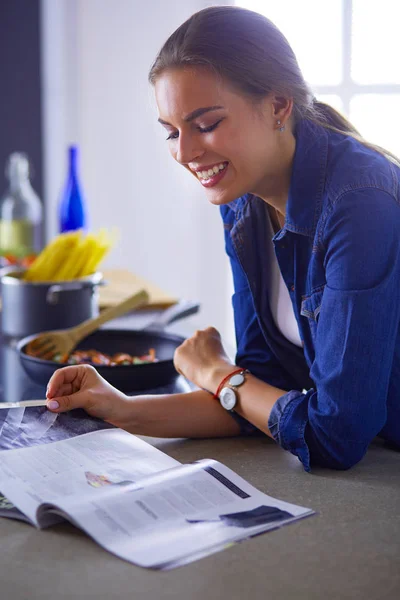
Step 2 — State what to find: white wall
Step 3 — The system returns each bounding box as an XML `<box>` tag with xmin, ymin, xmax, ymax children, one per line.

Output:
<box><xmin>41</xmin><ymin>0</ymin><xmax>235</xmax><ymax>343</ymax></box>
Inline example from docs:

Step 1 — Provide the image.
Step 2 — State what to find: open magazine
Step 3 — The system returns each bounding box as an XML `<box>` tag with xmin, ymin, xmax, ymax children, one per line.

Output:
<box><xmin>0</xmin><ymin>429</ymin><xmax>314</xmax><ymax>569</ymax></box>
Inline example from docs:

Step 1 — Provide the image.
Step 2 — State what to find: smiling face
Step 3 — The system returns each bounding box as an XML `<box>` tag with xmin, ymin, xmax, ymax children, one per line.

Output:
<box><xmin>154</xmin><ymin>67</ymin><xmax>294</xmax><ymax>206</ymax></box>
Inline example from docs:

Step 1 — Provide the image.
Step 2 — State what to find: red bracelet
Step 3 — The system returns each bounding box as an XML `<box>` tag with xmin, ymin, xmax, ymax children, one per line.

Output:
<box><xmin>213</xmin><ymin>368</ymin><xmax>245</xmax><ymax>399</ymax></box>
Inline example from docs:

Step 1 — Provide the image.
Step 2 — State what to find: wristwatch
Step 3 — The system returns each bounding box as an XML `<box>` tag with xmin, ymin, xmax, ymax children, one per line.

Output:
<box><xmin>218</xmin><ymin>370</ymin><xmax>249</xmax><ymax>411</ymax></box>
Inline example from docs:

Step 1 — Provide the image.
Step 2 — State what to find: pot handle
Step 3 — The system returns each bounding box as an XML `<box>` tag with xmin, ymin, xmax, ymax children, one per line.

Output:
<box><xmin>144</xmin><ymin>299</ymin><xmax>200</xmax><ymax>332</ymax></box>
<box><xmin>46</xmin><ymin>278</ymin><xmax>107</xmax><ymax>305</ymax></box>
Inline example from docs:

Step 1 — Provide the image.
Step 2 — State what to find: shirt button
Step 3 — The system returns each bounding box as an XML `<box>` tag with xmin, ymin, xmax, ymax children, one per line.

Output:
<box><xmin>290</xmin><ymin>284</ymin><xmax>295</xmax><ymax>292</ymax></box>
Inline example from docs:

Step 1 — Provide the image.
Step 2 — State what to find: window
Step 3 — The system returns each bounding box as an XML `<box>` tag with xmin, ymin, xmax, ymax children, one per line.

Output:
<box><xmin>236</xmin><ymin>0</ymin><xmax>400</xmax><ymax>157</ymax></box>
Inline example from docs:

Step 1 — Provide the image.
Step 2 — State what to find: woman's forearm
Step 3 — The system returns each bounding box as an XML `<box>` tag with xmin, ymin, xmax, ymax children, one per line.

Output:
<box><xmin>203</xmin><ymin>365</ymin><xmax>287</xmax><ymax>438</ymax></box>
<box><xmin>118</xmin><ymin>370</ymin><xmax>285</xmax><ymax>439</ymax></box>
<box><xmin>172</xmin><ymin>329</ymin><xmax>287</xmax><ymax>440</ymax></box>
<box><xmin>117</xmin><ymin>389</ymin><xmax>241</xmax><ymax>438</ymax></box>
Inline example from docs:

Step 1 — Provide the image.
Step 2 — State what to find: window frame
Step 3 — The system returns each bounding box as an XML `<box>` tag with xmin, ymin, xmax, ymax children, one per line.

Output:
<box><xmin>238</xmin><ymin>0</ymin><xmax>400</xmax><ymax>116</ymax></box>
<box><xmin>313</xmin><ymin>0</ymin><xmax>400</xmax><ymax>115</ymax></box>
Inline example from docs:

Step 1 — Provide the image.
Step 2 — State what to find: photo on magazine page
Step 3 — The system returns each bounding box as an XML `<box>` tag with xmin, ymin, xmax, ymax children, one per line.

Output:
<box><xmin>0</xmin><ymin>405</ymin><xmax>114</xmax><ymax>451</ymax></box>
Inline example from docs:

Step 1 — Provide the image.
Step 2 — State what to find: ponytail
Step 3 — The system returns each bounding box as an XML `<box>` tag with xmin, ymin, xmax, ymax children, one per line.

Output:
<box><xmin>308</xmin><ymin>100</ymin><xmax>400</xmax><ymax>166</ymax></box>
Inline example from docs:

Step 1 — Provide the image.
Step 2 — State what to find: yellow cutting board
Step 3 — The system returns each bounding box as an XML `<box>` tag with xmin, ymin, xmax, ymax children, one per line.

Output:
<box><xmin>99</xmin><ymin>269</ymin><xmax>178</xmax><ymax>309</ymax></box>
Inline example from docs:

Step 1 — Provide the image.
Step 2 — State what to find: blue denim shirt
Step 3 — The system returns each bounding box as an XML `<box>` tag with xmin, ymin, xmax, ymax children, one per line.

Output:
<box><xmin>221</xmin><ymin>118</ymin><xmax>400</xmax><ymax>472</ymax></box>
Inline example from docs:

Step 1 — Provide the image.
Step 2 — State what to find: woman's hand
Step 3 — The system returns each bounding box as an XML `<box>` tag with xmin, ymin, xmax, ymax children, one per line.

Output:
<box><xmin>46</xmin><ymin>364</ymin><xmax>129</xmax><ymax>427</ymax></box>
<box><xmin>174</xmin><ymin>326</ymin><xmax>235</xmax><ymax>393</ymax></box>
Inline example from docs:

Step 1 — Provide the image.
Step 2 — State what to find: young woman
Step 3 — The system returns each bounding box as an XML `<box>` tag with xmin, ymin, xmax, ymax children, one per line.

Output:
<box><xmin>46</xmin><ymin>6</ymin><xmax>400</xmax><ymax>471</ymax></box>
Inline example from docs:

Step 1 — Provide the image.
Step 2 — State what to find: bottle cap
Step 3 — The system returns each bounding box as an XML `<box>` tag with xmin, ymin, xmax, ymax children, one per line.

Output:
<box><xmin>6</xmin><ymin>153</ymin><xmax>30</xmax><ymax>181</ymax></box>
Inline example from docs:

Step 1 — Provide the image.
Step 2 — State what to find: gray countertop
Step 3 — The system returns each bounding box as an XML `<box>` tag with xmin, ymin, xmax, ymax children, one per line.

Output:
<box><xmin>1</xmin><ymin>432</ymin><xmax>399</xmax><ymax>600</ymax></box>
<box><xmin>1</xmin><ymin>310</ymin><xmax>399</xmax><ymax>599</ymax></box>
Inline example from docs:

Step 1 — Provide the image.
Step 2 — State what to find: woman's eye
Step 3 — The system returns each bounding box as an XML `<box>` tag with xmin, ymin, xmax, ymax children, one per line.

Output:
<box><xmin>165</xmin><ymin>118</ymin><xmax>224</xmax><ymax>141</ymax></box>
<box><xmin>198</xmin><ymin>118</ymin><xmax>224</xmax><ymax>134</ymax></box>
<box><xmin>166</xmin><ymin>131</ymin><xmax>179</xmax><ymax>141</ymax></box>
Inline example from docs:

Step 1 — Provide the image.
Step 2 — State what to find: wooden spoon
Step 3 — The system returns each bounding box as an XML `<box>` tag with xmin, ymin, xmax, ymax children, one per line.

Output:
<box><xmin>25</xmin><ymin>289</ymin><xmax>149</xmax><ymax>360</ymax></box>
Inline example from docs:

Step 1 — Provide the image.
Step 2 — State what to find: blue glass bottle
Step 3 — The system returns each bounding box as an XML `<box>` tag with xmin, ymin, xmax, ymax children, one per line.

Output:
<box><xmin>59</xmin><ymin>146</ymin><xmax>88</xmax><ymax>233</ymax></box>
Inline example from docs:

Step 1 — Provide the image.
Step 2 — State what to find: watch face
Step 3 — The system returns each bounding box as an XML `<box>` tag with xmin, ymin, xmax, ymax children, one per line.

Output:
<box><xmin>219</xmin><ymin>387</ymin><xmax>237</xmax><ymax>411</ymax></box>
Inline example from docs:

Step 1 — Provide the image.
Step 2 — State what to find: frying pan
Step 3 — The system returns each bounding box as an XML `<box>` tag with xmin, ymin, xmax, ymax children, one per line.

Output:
<box><xmin>17</xmin><ymin>300</ymin><xmax>199</xmax><ymax>393</ymax></box>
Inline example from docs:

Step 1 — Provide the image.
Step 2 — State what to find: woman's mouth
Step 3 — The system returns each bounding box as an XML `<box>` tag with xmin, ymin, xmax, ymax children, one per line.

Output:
<box><xmin>195</xmin><ymin>162</ymin><xmax>229</xmax><ymax>188</ymax></box>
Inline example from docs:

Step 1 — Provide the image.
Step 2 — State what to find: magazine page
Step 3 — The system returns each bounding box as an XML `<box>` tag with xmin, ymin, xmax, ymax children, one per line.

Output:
<box><xmin>0</xmin><ymin>429</ymin><xmax>181</xmax><ymax>527</ymax></box>
<box><xmin>0</xmin><ymin>492</ymin><xmax>32</xmax><ymax>524</ymax></box>
<box><xmin>45</xmin><ymin>458</ymin><xmax>314</xmax><ymax>569</ymax></box>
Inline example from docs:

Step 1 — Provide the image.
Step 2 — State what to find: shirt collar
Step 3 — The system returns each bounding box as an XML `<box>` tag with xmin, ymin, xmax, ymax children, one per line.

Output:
<box><xmin>226</xmin><ymin>193</ymin><xmax>249</xmax><ymax>217</ymax></box>
<box><xmin>226</xmin><ymin>119</ymin><xmax>329</xmax><ymax>235</ymax></box>
<box><xmin>285</xmin><ymin>119</ymin><xmax>329</xmax><ymax>237</ymax></box>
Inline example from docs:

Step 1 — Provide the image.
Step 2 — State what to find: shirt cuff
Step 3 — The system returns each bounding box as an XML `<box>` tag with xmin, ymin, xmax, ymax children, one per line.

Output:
<box><xmin>268</xmin><ymin>389</ymin><xmax>313</xmax><ymax>472</ymax></box>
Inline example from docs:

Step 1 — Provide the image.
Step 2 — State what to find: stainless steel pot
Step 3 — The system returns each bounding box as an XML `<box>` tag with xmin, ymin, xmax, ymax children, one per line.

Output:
<box><xmin>0</xmin><ymin>268</ymin><xmax>103</xmax><ymax>338</ymax></box>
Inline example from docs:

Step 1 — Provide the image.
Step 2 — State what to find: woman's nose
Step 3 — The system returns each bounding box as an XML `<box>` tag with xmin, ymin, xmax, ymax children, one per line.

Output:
<box><xmin>175</xmin><ymin>134</ymin><xmax>204</xmax><ymax>165</ymax></box>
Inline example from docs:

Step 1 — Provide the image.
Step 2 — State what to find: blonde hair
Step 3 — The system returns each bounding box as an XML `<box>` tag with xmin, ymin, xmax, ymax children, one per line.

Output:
<box><xmin>149</xmin><ymin>6</ymin><xmax>399</xmax><ymax>166</ymax></box>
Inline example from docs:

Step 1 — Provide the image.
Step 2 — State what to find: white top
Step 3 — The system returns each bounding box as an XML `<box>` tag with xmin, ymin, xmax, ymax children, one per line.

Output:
<box><xmin>266</xmin><ymin>210</ymin><xmax>302</xmax><ymax>348</ymax></box>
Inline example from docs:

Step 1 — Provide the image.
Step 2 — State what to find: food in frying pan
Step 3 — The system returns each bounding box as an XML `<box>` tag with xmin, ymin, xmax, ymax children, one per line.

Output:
<box><xmin>40</xmin><ymin>348</ymin><xmax>158</xmax><ymax>366</ymax></box>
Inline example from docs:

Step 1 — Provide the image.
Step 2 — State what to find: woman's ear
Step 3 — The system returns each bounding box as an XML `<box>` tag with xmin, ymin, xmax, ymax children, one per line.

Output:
<box><xmin>271</xmin><ymin>96</ymin><xmax>293</xmax><ymax>128</ymax></box>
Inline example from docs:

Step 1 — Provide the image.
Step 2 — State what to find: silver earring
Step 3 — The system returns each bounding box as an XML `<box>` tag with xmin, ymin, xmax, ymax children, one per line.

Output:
<box><xmin>277</xmin><ymin>120</ymin><xmax>285</xmax><ymax>132</ymax></box>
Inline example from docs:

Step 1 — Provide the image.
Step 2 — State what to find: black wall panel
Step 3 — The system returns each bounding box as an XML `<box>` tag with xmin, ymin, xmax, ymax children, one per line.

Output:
<box><xmin>0</xmin><ymin>0</ymin><xmax>43</xmax><ymax>200</ymax></box>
